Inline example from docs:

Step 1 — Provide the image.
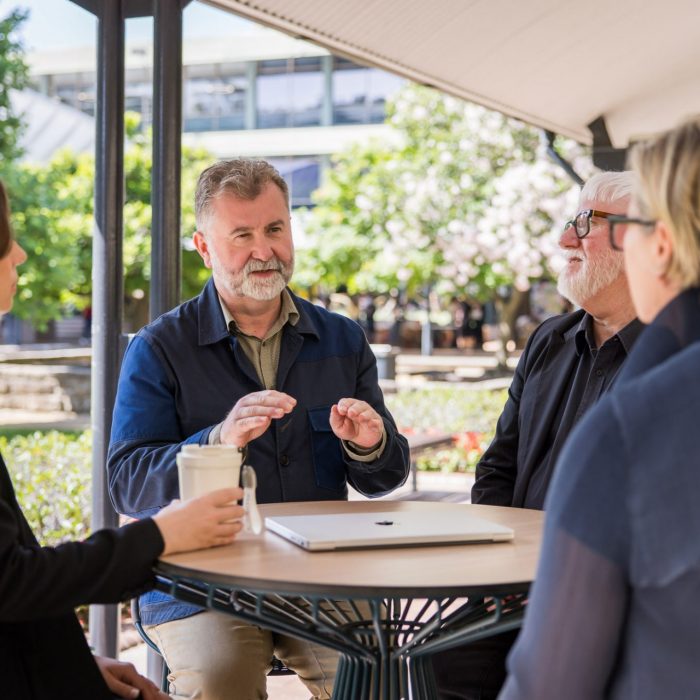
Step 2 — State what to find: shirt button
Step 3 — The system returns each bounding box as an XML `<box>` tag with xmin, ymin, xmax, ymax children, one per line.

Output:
<box><xmin>280</xmin><ymin>455</ymin><xmax>289</xmax><ymax>466</ymax></box>
<box><xmin>596</xmin><ymin>369</ymin><xmax>603</xmax><ymax>377</ymax></box>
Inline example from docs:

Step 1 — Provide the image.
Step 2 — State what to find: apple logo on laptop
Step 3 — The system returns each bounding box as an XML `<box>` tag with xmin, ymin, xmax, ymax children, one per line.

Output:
<box><xmin>375</xmin><ymin>520</ymin><xmax>394</xmax><ymax>526</ymax></box>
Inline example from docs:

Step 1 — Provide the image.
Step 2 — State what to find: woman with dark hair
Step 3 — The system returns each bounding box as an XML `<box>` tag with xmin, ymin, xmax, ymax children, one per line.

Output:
<box><xmin>0</xmin><ymin>179</ymin><xmax>245</xmax><ymax>699</ymax></box>
<box><xmin>500</xmin><ymin>117</ymin><xmax>700</xmax><ymax>698</ymax></box>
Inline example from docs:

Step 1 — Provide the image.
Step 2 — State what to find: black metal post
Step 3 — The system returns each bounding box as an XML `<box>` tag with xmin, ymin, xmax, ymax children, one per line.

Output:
<box><xmin>89</xmin><ymin>0</ymin><xmax>125</xmax><ymax>659</ymax></box>
<box><xmin>151</xmin><ymin>0</ymin><xmax>184</xmax><ymax>319</ymax></box>
<box><xmin>588</xmin><ymin>116</ymin><xmax>628</xmax><ymax>171</ymax></box>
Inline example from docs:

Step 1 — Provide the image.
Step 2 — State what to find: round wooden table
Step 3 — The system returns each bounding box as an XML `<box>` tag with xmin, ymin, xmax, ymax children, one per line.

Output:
<box><xmin>156</xmin><ymin>500</ymin><xmax>544</xmax><ymax>700</ymax></box>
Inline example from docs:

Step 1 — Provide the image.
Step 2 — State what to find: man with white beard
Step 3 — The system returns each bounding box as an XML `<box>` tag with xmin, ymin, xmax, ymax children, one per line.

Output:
<box><xmin>433</xmin><ymin>171</ymin><xmax>642</xmax><ymax>700</ymax></box>
<box><xmin>108</xmin><ymin>159</ymin><xmax>409</xmax><ymax>700</ymax></box>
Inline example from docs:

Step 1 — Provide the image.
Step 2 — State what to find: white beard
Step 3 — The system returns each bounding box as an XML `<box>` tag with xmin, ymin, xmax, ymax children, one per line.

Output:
<box><xmin>557</xmin><ymin>246</ymin><xmax>624</xmax><ymax>307</ymax></box>
<box><xmin>216</xmin><ymin>255</ymin><xmax>294</xmax><ymax>302</ymax></box>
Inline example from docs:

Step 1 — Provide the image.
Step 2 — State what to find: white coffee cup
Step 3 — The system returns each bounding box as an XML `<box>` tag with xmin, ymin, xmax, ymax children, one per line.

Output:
<box><xmin>176</xmin><ymin>445</ymin><xmax>243</xmax><ymax>500</ymax></box>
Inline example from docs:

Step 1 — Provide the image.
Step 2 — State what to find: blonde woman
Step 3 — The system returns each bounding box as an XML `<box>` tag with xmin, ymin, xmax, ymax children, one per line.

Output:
<box><xmin>501</xmin><ymin>117</ymin><xmax>700</xmax><ymax>699</ymax></box>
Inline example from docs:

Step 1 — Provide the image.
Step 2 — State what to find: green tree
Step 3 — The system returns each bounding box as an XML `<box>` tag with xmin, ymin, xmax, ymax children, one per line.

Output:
<box><xmin>6</xmin><ymin>113</ymin><xmax>214</xmax><ymax>330</ymax></box>
<box><xmin>121</xmin><ymin>114</ymin><xmax>215</xmax><ymax>330</ymax></box>
<box><xmin>298</xmin><ymin>85</ymin><xmax>589</xmax><ymax>302</ymax></box>
<box><xmin>0</xmin><ymin>8</ymin><xmax>29</xmax><ymax>164</ymax></box>
<box><xmin>3</xmin><ymin>152</ymin><xmax>93</xmax><ymax>327</ymax></box>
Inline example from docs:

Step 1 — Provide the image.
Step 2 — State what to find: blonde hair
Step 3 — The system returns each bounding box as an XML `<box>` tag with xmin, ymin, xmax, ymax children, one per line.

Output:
<box><xmin>629</xmin><ymin>117</ymin><xmax>700</xmax><ymax>288</ymax></box>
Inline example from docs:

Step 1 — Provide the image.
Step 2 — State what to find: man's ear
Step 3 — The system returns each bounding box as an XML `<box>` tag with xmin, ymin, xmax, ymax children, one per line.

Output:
<box><xmin>652</xmin><ymin>220</ymin><xmax>674</xmax><ymax>277</ymax></box>
<box><xmin>193</xmin><ymin>231</ymin><xmax>212</xmax><ymax>269</ymax></box>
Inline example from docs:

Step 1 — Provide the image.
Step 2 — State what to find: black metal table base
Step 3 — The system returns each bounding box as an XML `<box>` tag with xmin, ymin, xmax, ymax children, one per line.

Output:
<box><xmin>155</xmin><ymin>575</ymin><xmax>527</xmax><ymax>700</ymax></box>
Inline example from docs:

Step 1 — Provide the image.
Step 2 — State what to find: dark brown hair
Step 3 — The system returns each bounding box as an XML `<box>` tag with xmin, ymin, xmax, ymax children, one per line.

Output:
<box><xmin>0</xmin><ymin>179</ymin><xmax>13</xmax><ymax>259</ymax></box>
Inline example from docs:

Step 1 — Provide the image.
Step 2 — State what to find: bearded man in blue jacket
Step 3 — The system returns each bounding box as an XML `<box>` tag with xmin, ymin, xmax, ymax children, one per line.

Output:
<box><xmin>108</xmin><ymin>158</ymin><xmax>410</xmax><ymax>700</ymax></box>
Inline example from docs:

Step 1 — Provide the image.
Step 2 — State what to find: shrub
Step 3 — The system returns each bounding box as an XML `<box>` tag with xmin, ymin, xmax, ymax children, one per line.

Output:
<box><xmin>385</xmin><ymin>387</ymin><xmax>507</xmax><ymax>473</ymax></box>
<box><xmin>1</xmin><ymin>430</ymin><xmax>92</xmax><ymax>546</ymax></box>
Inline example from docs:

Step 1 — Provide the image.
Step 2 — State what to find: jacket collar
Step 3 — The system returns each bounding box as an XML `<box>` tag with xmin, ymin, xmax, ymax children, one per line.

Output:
<box><xmin>197</xmin><ymin>277</ymin><xmax>320</xmax><ymax>346</ymax></box>
<box><xmin>573</xmin><ymin>313</ymin><xmax>643</xmax><ymax>356</ymax></box>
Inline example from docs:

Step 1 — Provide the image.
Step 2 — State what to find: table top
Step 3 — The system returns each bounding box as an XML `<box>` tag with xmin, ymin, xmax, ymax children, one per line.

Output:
<box><xmin>157</xmin><ymin>500</ymin><xmax>544</xmax><ymax>597</ymax></box>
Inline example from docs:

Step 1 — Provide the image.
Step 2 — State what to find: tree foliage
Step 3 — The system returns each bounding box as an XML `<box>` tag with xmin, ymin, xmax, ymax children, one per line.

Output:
<box><xmin>0</xmin><ymin>8</ymin><xmax>29</xmax><ymax>163</ymax></box>
<box><xmin>298</xmin><ymin>85</ymin><xmax>591</xmax><ymax>299</ymax></box>
<box><xmin>5</xmin><ymin>113</ymin><xmax>214</xmax><ymax>329</ymax></box>
<box><xmin>3</xmin><ymin>153</ymin><xmax>94</xmax><ymax>326</ymax></box>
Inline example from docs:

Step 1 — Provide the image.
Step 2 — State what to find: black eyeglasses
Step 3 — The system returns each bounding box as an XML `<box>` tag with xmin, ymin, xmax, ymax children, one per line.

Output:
<box><xmin>563</xmin><ymin>209</ymin><xmax>614</xmax><ymax>239</ymax></box>
<box><xmin>607</xmin><ymin>215</ymin><xmax>657</xmax><ymax>251</ymax></box>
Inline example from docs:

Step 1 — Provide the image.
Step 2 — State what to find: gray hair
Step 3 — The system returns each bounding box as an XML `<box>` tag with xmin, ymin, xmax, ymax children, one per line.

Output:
<box><xmin>195</xmin><ymin>158</ymin><xmax>290</xmax><ymax>231</ymax></box>
<box><xmin>580</xmin><ymin>170</ymin><xmax>634</xmax><ymax>206</ymax></box>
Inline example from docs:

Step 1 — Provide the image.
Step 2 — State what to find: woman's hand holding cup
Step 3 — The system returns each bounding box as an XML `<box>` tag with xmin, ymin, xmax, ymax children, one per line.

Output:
<box><xmin>153</xmin><ymin>487</ymin><xmax>245</xmax><ymax>555</ymax></box>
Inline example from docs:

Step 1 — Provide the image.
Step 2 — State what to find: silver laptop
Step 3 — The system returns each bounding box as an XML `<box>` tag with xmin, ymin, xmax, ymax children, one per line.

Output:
<box><xmin>265</xmin><ymin>510</ymin><xmax>514</xmax><ymax>551</ymax></box>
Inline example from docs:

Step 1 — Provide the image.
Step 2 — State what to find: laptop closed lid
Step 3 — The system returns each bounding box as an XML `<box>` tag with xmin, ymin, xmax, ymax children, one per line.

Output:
<box><xmin>265</xmin><ymin>510</ymin><xmax>514</xmax><ymax>551</ymax></box>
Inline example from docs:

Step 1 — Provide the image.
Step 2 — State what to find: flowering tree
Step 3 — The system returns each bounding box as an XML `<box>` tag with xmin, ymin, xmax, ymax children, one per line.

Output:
<box><xmin>297</xmin><ymin>85</ymin><xmax>591</xmax><ymax>304</ymax></box>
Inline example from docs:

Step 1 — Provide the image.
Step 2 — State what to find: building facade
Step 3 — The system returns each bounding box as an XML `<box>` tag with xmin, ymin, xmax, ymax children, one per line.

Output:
<box><xmin>28</xmin><ymin>26</ymin><xmax>404</xmax><ymax>207</ymax></box>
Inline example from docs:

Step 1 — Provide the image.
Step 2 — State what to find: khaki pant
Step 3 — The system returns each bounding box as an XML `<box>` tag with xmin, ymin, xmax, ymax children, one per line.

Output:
<box><xmin>146</xmin><ymin>611</ymin><xmax>338</xmax><ymax>700</ymax></box>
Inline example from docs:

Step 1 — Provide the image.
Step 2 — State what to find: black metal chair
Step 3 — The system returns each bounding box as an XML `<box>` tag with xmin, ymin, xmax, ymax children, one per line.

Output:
<box><xmin>131</xmin><ymin>598</ymin><xmax>170</xmax><ymax>692</ymax></box>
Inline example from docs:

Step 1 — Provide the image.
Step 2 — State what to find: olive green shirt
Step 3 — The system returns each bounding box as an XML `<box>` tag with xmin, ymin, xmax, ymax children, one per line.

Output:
<box><xmin>226</xmin><ymin>288</ymin><xmax>299</xmax><ymax>391</ymax></box>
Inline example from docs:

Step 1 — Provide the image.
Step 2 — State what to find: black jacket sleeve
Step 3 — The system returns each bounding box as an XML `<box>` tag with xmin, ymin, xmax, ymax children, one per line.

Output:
<box><xmin>0</xmin><ymin>470</ymin><xmax>164</xmax><ymax>622</ymax></box>
<box><xmin>471</xmin><ymin>327</ymin><xmax>539</xmax><ymax>506</ymax></box>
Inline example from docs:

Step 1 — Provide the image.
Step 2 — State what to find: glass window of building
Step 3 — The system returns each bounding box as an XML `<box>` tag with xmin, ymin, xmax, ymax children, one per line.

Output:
<box><xmin>268</xmin><ymin>156</ymin><xmax>321</xmax><ymax>208</ymax></box>
<box><xmin>54</xmin><ymin>74</ymin><xmax>96</xmax><ymax>116</ymax></box>
<box><xmin>125</xmin><ymin>79</ymin><xmax>152</xmax><ymax>128</ymax></box>
<box><xmin>184</xmin><ymin>63</ymin><xmax>247</xmax><ymax>132</ymax></box>
<box><xmin>256</xmin><ymin>57</ymin><xmax>324</xmax><ymax>129</ymax></box>
<box><xmin>332</xmin><ymin>57</ymin><xmax>404</xmax><ymax>124</ymax></box>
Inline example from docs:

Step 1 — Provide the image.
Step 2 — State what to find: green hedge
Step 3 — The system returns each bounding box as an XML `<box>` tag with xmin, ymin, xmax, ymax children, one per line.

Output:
<box><xmin>385</xmin><ymin>387</ymin><xmax>507</xmax><ymax>473</ymax></box>
<box><xmin>385</xmin><ymin>386</ymin><xmax>507</xmax><ymax>435</ymax></box>
<box><xmin>1</xmin><ymin>430</ymin><xmax>92</xmax><ymax>546</ymax></box>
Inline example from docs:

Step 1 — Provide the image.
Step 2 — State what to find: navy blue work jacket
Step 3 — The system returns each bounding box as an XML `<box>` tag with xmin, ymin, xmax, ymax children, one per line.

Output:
<box><xmin>107</xmin><ymin>280</ymin><xmax>409</xmax><ymax>625</ymax></box>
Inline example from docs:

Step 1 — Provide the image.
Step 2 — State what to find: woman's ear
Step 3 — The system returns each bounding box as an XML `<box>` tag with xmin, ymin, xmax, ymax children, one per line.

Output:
<box><xmin>651</xmin><ymin>220</ymin><xmax>674</xmax><ymax>277</ymax></box>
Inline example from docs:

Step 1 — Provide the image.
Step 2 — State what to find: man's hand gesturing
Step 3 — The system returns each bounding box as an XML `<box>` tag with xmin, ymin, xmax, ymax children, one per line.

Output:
<box><xmin>220</xmin><ymin>390</ymin><xmax>296</xmax><ymax>447</ymax></box>
<box><xmin>330</xmin><ymin>398</ymin><xmax>383</xmax><ymax>450</ymax></box>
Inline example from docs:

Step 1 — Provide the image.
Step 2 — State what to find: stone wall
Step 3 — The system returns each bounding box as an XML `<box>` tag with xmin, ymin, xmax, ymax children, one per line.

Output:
<box><xmin>0</xmin><ymin>363</ymin><xmax>91</xmax><ymax>414</ymax></box>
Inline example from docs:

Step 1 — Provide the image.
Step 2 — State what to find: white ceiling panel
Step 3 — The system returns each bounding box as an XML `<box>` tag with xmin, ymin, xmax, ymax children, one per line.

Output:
<box><xmin>204</xmin><ymin>0</ymin><xmax>700</xmax><ymax>146</ymax></box>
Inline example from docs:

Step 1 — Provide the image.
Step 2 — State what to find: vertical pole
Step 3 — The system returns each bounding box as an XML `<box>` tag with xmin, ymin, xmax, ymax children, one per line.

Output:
<box><xmin>421</xmin><ymin>286</ymin><xmax>433</xmax><ymax>356</ymax></box>
<box><xmin>151</xmin><ymin>0</ymin><xmax>184</xmax><ymax>320</ymax></box>
<box><xmin>245</xmin><ymin>61</ymin><xmax>257</xmax><ymax>130</ymax></box>
<box><xmin>90</xmin><ymin>0</ymin><xmax>125</xmax><ymax>658</ymax></box>
<box><xmin>321</xmin><ymin>54</ymin><xmax>333</xmax><ymax>126</ymax></box>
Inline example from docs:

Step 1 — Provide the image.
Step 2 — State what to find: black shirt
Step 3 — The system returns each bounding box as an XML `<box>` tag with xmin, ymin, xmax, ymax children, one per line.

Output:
<box><xmin>523</xmin><ymin>315</ymin><xmax>643</xmax><ymax>509</ymax></box>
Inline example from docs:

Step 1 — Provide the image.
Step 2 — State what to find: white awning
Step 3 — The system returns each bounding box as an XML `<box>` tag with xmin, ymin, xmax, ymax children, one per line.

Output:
<box><xmin>204</xmin><ymin>0</ymin><xmax>700</xmax><ymax>147</ymax></box>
